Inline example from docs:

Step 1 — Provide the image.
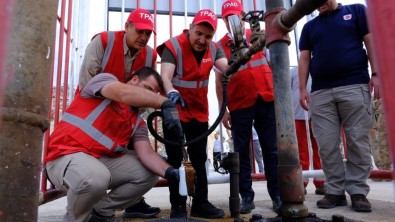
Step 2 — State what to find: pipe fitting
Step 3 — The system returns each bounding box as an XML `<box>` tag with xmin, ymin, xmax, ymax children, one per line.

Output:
<box><xmin>263</xmin><ymin>7</ymin><xmax>291</xmax><ymax>47</ymax></box>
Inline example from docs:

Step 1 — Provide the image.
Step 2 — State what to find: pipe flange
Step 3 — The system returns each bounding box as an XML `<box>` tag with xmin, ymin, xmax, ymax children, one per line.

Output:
<box><xmin>228</xmin><ymin>15</ymin><xmax>244</xmax><ymax>48</ymax></box>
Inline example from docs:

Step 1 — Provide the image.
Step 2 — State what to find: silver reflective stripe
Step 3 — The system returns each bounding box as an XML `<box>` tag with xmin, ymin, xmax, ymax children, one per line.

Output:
<box><xmin>217</xmin><ymin>41</ymin><xmax>225</xmax><ymax>57</ymax></box>
<box><xmin>101</xmin><ymin>32</ymin><xmax>115</xmax><ymax>70</ymax></box>
<box><xmin>169</xmin><ymin>37</ymin><xmax>183</xmax><ymax>75</ymax></box>
<box><xmin>62</xmin><ymin>99</ymin><xmax>114</xmax><ymax>150</ymax></box>
<box><xmin>131</xmin><ymin>114</ymin><xmax>143</xmax><ymax>137</ymax></box>
<box><xmin>145</xmin><ymin>47</ymin><xmax>153</xmax><ymax>67</ymax></box>
<box><xmin>210</xmin><ymin>42</ymin><xmax>217</xmax><ymax>62</ymax></box>
<box><xmin>86</xmin><ymin>99</ymin><xmax>111</xmax><ymax>122</ymax></box>
<box><xmin>238</xmin><ymin>58</ymin><xmax>268</xmax><ymax>72</ymax></box>
<box><xmin>172</xmin><ymin>78</ymin><xmax>209</xmax><ymax>88</ymax></box>
<box><xmin>113</xmin><ymin>145</ymin><xmax>125</xmax><ymax>153</ymax></box>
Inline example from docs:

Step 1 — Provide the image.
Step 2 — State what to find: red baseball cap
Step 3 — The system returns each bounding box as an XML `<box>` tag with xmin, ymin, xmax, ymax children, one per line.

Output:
<box><xmin>192</xmin><ymin>9</ymin><xmax>218</xmax><ymax>31</ymax></box>
<box><xmin>127</xmin><ymin>8</ymin><xmax>156</xmax><ymax>34</ymax></box>
<box><xmin>222</xmin><ymin>0</ymin><xmax>243</xmax><ymax>19</ymax></box>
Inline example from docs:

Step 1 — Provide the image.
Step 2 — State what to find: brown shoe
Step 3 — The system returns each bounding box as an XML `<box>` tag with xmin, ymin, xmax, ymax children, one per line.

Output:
<box><xmin>317</xmin><ymin>194</ymin><xmax>347</xmax><ymax>209</ymax></box>
<box><xmin>315</xmin><ymin>185</ymin><xmax>326</xmax><ymax>195</ymax></box>
<box><xmin>351</xmin><ymin>194</ymin><xmax>372</xmax><ymax>212</ymax></box>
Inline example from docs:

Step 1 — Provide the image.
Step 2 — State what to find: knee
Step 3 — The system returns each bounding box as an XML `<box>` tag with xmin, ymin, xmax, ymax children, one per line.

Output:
<box><xmin>71</xmin><ymin>170</ymin><xmax>111</xmax><ymax>196</ymax></box>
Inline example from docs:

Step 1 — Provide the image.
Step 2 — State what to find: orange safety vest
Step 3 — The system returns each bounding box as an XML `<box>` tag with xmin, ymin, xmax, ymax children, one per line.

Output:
<box><xmin>45</xmin><ymin>91</ymin><xmax>143</xmax><ymax>162</ymax></box>
<box><xmin>100</xmin><ymin>31</ymin><xmax>157</xmax><ymax>82</ymax></box>
<box><xmin>217</xmin><ymin>31</ymin><xmax>274</xmax><ymax>111</ymax></box>
<box><xmin>157</xmin><ymin>30</ymin><xmax>218</xmax><ymax>122</ymax></box>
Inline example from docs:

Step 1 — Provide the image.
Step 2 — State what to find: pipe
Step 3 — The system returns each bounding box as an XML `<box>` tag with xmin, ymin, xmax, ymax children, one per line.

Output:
<box><xmin>0</xmin><ymin>0</ymin><xmax>58</xmax><ymax>221</ymax></box>
<box><xmin>0</xmin><ymin>1</ymin><xmax>13</xmax><ymax>121</ymax></box>
<box><xmin>227</xmin><ymin>152</ymin><xmax>240</xmax><ymax>218</ymax></box>
<box><xmin>40</xmin><ymin>168</ymin><xmax>393</xmax><ymax>205</ymax></box>
<box><xmin>366</xmin><ymin>0</ymin><xmax>395</xmax><ymax>179</ymax></box>
<box><xmin>263</xmin><ymin>0</ymin><xmax>327</xmax><ymax>219</ymax></box>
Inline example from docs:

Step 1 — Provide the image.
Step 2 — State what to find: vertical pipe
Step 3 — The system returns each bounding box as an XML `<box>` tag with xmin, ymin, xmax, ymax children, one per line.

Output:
<box><xmin>169</xmin><ymin>0</ymin><xmax>173</xmax><ymax>37</ymax></box>
<box><xmin>54</xmin><ymin>0</ymin><xmax>67</xmax><ymax>127</ymax></box>
<box><xmin>62</xmin><ymin>0</ymin><xmax>74</xmax><ymax>111</ymax></box>
<box><xmin>121</xmin><ymin>0</ymin><xmax>125</xmax><ymax>25</ymax></box>
<box><xmin>0</xmin><ymin>1</ymin><xmax>13</xmax><ymax>124</ymax></box>
<box><xmin>265</xmin><ymin>0</ymin><xmax>307</xmax><ymax>218</ymax></box>
<box><xmin>366</xmin><ymin>0</ymin><xmax>395</xmax><ymax>178</ymax></box>
<box><xmin>0</xmin><ymin>0</ymin><xmax>58</xmax><ymax>220</ymax></box>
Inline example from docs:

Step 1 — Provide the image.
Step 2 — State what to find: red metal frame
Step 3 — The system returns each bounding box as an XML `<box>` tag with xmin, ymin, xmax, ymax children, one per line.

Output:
<box><xmin>41</xmin><ymin>0</ymin><xmax>74</xmax><ymax>198</ymax></box>
<box><xmin>39</xmin><ymin>0</ymin><xmax>395</xmax><ymax>205</ymax></box>
<box><xmin>367</xmin><ymin>0</ymin><xmax>395</xmax><ymax>176</ymax></box>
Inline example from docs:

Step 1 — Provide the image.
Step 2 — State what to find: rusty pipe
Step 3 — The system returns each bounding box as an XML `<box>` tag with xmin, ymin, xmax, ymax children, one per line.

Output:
<box><xmin>0</xmin><ymin>1</ymin><xmax>13</xmax><ymax>127</ymax></box>
<box><xmin>264</xmin><ymin>0</ymin><xmax>327</xmax><ymax>47</ymax></box>
<box><xmin>262</xmin><ymin>0</ymin><xmax>327</xmax><ymax>219</ymax></box>
<box><xmin>0</xmin><ymin>0</ymin><xmax>58</xmax><ymax>221</ymax></box>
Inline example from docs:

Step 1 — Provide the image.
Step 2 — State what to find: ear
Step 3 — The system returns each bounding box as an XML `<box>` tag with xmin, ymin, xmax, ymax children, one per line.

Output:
<box><xmin>127</xmin><ymin>74</ymin><xmax>139</xmax><ymax>85</ymax></box>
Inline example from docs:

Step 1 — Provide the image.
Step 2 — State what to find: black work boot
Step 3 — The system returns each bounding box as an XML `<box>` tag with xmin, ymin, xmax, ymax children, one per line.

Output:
<box><xmin>351</xmin><ymin>194</ymin><xmax>372</xmax><ymax>212</ymax></box>
<box><xmin>315</xmin><ymin>184</ymin><xmax>326</xmax><ymax>195</ymax></box>
<box><xmin>191</xmin><ymin>200</ymin><xmax>225</xmax><ymax>219</ymax></box>
<box><xmin>88</xmin><ymin>209</ymin><xmax>116</xmax><ymax>222</ymax></box>
<box><xmin>272</xmin><ymin>196</ymin><xmax>282</xmax><ymax>214</ymax></box>
<box><xmin>123</xmin><ymin>197</ymin><xmax>160</xmax><ymax>218</ymax></box>
<box><xmin>240</xmin><ymin>196</ymin><xmax>255</xmax><ymax>214</ymax></box>
<box><xmin>317</xmin><ymin>194</ymin><xmax>347</xmax><ymax>209</ymax></box>
<box><xmin>170</xmin><ymin>196</ymin><xmax>187</xmax><ymax>218</ymax></box>
<box><xmin>170</xmin><ymin>205</ymin><xmax>188</xmax><ymax>218</ymax></box>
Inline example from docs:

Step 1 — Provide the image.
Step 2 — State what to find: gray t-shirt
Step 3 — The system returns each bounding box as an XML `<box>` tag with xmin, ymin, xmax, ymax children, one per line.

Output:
<box><xmin>80</xmin><ymin>73</ymin><xmax>149</xmax><ymax>144</ymax></box>
<box><xmin>290</xmin><ymin>66</ymin><xmax>312</xmax><ymax>120</ymax></box>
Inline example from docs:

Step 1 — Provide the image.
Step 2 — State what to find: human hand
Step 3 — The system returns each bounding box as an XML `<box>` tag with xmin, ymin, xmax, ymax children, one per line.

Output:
<box><xmin>164</xmin><ymin>166</ymin><xmax>179</xmax><ymax>187</ymax></box>
<box><xmin>167</xmin><ymin>90</ymin><xmax>186</xmax><ymax>109</ymax></box>
<box><xmin>369</xmin><ymin>76</ymin><xmax>380</xmax><ymax>99</ymax></box>
<box><xmin>299</xmin><ymin>88</ymin><xmax>310</xmax><ymax>111</ymax></box>
<box><xmin>161</xmin><ymin>100</ymin><xmax>184</xmax><ymax>146</ymax></box>
<box><xmin>222</xmin><ymin>111</ymin><xmax>232</xmax><ymax>130</ymax></box>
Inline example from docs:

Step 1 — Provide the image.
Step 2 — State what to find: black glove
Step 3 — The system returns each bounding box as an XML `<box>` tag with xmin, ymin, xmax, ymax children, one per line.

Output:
<box><xmin>165</xmin><ymin>166</ymin><xmax>180</xmax><ymax>187</ymax></box>
<box><xmin>167</xmin><ymin>90</ymin><xmax>186</xmax><ymax>109</ymax></box>
<box><xmin>161</xmin><ymin>100</ymin><xmax>184</xmax><ymax>146</ymax></box>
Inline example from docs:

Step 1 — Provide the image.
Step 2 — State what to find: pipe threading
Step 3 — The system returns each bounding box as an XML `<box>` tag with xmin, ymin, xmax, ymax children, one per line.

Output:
<box><xmin>0</xmin><ymin>107</ymin><xmax>49</xmax><ymax>131</ymax></box>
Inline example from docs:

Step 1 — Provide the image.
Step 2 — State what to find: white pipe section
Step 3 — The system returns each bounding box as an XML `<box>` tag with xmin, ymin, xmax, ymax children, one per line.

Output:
<box><xmin>121</xmin><ymin>0</ymin><xmax>125</xmax><ymax>26</ymax></box>
<box><xmin>184</xmin><ymin>0</ymin><xmax>188</xmax><ymax>29</ymax></box>
<box><xmin>207</xmin><ymin>169</ymin><xmax>325</xmax><ymax>184</ymax></box>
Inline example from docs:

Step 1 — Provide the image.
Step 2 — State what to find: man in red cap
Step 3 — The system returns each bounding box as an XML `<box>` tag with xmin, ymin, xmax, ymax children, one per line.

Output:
<box><xmin>49</xmin><ymin>8</ymin><xmax>165</xmax><ymax>221</ymax></box>
<box><xmin>45</xmin><ymin>66</ymin><xmax>183</xmax><ymax>222</ymax></box>
<box><xmin>157</xmin><ymin>8</ymin><xmax>229</xmax><ymax>219</ymax></box>
<box><xmin>215</xmin><ymin>0</ymin><xmax>281</xmax><ymax>214</ymax></box>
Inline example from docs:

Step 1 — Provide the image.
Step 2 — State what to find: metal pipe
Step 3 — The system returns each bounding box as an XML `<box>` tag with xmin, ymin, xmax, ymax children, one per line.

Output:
<box><xmin>227</xmin><ymin>152</ymin><xmax>240</xmax><ymax>218</ymax></box>
<box><xmin>366</xmin><ymin>0</ymin><xmax>395</xmax><ymax>179</ymax></box>
<box><xmin>0</xmin><ymin>1</ymin><xmax>13</xmax><ymax>120</ymax></box>
<box><xmin>0</xmin><ymin>0</ymin><xmax>58</xmax><ymax>220</ymax></box>
<box><xmin>263</xmin><ymin>0</ymin><xmax>327</xmax><ymax>219</ymax></box>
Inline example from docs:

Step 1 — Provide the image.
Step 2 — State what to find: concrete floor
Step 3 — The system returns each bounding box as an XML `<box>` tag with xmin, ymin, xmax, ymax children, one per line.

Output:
<box><xmin>38</xmin><ymin>175</ymin><xmax>395</xmax><ymax>222</ymax></box>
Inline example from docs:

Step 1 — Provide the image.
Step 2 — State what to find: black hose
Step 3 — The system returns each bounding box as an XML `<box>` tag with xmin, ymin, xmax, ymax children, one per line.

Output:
<box><xmin>147</xmin><ymin>80</ymin><xmax>229</xmax><ymax>147</ymax></box>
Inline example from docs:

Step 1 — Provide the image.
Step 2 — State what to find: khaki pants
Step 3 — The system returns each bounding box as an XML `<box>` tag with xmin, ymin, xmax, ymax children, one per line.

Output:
<box><xmin>46</xmin><ymin>152</ymin><xmax>158</xmax><ymax>222</ymax></box>
<box><xmin>310</xmin><ymin>84</ymin><xmax>372</xmax><ymax>196</ymax></box>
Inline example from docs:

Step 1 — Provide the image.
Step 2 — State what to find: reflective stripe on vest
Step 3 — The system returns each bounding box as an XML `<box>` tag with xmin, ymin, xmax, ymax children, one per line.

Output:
<box><xmin>102</xmin><ymin>32</ymin><xmax>115</xmax><ymax>70</ymax></box>
<box><xmin>145</xmin><ymin>47</ymin><xmax>154</xmax><ymax>66</ymax></box>
<box><xmin>238</xmin><ymin>59</ymin><xmax>268</xmax><ymax>72</ymax></box>
<box><xmin>62</xmin><ymin>99</ymin><xmax>140</xmax><ymax>153</ymax></box>
<box><xmin>101</xmin><ymin>32</ymin><xmax>154</xmax><ymax>71</ymax></box>
<box><xmin>169</xmin><ymin>38</ymin><xmax>216</xmax><ymax>89</ymax></box>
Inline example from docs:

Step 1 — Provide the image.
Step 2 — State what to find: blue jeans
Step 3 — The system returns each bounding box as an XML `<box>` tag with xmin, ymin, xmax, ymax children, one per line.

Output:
<box><xmin>230</xmin><ymin>97</ymin><xmax>280</xmax><ymax>200</ymax></box>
